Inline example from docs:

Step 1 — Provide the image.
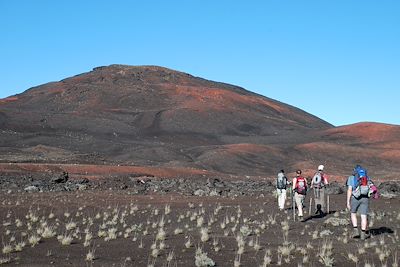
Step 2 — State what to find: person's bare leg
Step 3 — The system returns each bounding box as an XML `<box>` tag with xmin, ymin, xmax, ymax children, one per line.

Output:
<box><xmin>295</xmin><ymin>194</ymin><xmax>303</xmax><ymax>217</ymax></box>
<box><xmin>361</xmin><ymin>214</ymin><xmax>368</xmax><ymax>230</ymax></box>
<box><xmin>360</xmin><ymin>214</ymin><xmax>369</xmax><ymax>240</ymax></box>
<box><xmin>351</xmin><ymin>213</ymin><xmax>359</xmax><ymax>238</ymax></box>
<box><xmin>351</xmin><ymin>213</ymin><xmax>358</xmax><ymax>227</ymax></box>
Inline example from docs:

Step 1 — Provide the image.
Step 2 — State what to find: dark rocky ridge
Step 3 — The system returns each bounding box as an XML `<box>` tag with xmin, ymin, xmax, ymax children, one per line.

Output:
<box><xmin>1</xmin><ymin>171</ymin><xmax>399</xmax><ymax>198</ymax></box>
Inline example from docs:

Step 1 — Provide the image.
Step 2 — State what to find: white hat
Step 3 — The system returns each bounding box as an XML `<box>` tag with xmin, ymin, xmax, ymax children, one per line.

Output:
<box><xmin>318</xmin><ymin>165</ymin><xmax>324</xmax><ymax>171</ymax></box>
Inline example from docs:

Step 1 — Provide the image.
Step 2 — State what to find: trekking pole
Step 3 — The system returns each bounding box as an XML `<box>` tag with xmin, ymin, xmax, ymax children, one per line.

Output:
<box><xmin>327</xmin><ymin>194</ymin><xmax>330</xmax><ymax>214</ymax></box>
<box><xmin>309</xmin><ymin>197</ymin><xmax>312</xmax><ymax>215</ymax></box>
<box><xmin>292</xmin><ymin>188</ymin><xmax>295</xmax><ymax>222</ymax></box>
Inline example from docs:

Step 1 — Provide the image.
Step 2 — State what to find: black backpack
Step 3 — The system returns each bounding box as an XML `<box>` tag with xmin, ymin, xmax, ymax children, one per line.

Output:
<box><xmin>277</xmin><ymin>174</ymin><xmax>287</xmax><ymax>190</ymax></box>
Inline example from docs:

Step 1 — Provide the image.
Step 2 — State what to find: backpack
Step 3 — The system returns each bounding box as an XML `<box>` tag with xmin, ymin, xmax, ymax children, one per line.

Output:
<box><xmin>312</xmin><ymin>172</ymin><xmax>323</xmax><ymax>188</ymax></box>
<box><xmin>277</xmin><ymin>173</ymin><xmax>287</xmax><ymax>190</ymax></box>
<box><xmin>352</xmin><ymin>165</ymin><xmax>371</xmax><ymax>198</ymax></box>
<box><xmin>369</xmin><ymin>184</ymin><xmax>379</xmax><ymax>199</ymax></box>
<box><xmin>353</xmin><ymin>165</ymin><xmax>367</xmax><ymax>178</ymax></box>
<box><xmin>295</xmin><ymin>176</ymin><xmax>307</xmax><ymax>195</ymax></box>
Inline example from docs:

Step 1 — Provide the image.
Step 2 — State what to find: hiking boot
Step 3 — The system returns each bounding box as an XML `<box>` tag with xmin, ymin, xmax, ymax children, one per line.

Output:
<box><xmin>352</xmin><ymin>227</ymin><xmax>360</xmax><ymax>238</ymax></box>
<box><xmin>360</xmin><ymin>230</ymin><xmax>370</xmax><ymax>240</ymax></box>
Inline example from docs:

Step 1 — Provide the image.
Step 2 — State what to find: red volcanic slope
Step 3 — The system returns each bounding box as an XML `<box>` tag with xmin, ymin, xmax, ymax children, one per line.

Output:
<box><xmin>0</xmin><ymin>163</ymin><xmax>214</xmax><ymax>180</ymax></box>
<box><xmin>0</xmin><ymin>97</ymin><xmax>18</xmax><ymax>104</ymax></box>
<box><xmin>296</xmin><ymin>122</ymin><xmax>400</xmax><ymax>180</ymax></box>
<box><xmin>0</xmin><ymin>65</ymin><xmax>399</xmax><ymax>179</ymax></box>
<box><xmin>321</xmin><ymin>122</ymin><xmax>400</xmax><ymax>145</ymax></box>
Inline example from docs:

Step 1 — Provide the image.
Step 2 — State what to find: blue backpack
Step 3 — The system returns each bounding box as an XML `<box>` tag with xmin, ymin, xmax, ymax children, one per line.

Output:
<box><xmin>353</xmin><ymin>165</ymin><xmax>367</xmax><ymax>178</ymax></box>
<box><xmin>352</xmin><ymin>165</ymin><xmax>370</xmax><ymax>197</ymax></box>
<box><xmin>353</xmin><ymin>165</ymin><xmax>368</xmax><ymax>182</ymax></box>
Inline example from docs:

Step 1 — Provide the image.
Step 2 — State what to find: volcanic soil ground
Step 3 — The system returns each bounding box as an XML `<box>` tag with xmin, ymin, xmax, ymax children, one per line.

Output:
<box><xmin>0</xmin><ymin>189</ymin><xmax>399</xmax><ymax>267</ymax></box>
<box><xmin>1</xmin><ymin>65</ymin><xmax>400</xmax><ymax>266</ymax></box>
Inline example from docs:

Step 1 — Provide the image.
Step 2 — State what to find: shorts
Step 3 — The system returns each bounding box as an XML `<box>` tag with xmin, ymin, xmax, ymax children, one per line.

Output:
<box><xmin>350</xmin><ymin>196</ymin><xmax>369</xmax><ymax>215</ymax></box>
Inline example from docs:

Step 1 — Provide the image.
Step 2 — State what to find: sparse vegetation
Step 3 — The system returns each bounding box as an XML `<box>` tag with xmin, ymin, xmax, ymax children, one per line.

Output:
<box><xmin>85</xmin><ymin>249</ymin><xmax>96</xmax><ymax>261</ymax></box>
<box><xmin>195</xmin><ymin>247</ymin><xmax>215</xmax><ymax>267</ymax></box>
<box><xmin>0</xmin><ymin>190</ymin><xmax>398</xmax><ymax>266</ymax></box>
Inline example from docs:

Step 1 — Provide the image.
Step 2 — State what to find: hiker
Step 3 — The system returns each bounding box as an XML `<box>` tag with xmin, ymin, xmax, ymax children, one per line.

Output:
<box><xmin>276</xmin><ymin>169</ymin><xmax>290</xmax><ymax>210</ymax></box>
<box><xmin>346</xmin><ymin>165</ymin><xmax>375</xmax><ymax>240</ymax></box>
<box><xmin>311</xmin><ymin>164</ymin><xmax>329</xmax><ymax>215</ymax></box>
<box><xmin>293</xmin><ymin>169</ymin><xmax>307</xmax><ymax>221</ymax></box>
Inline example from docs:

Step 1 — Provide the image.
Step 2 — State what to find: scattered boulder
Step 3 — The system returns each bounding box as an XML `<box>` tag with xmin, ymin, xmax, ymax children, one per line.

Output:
<box><xmin>51</xmin><ymin>172</ymin><xmax>69</xmax><ymax>183</ymax></box>
<box><xmin>324</xmin><ymin>217</ymin><xmax>349</xmax><ymax>226</ymax></box>
<box><xmin>63</xmin><ymin>183</ymin><xmax>77</xmax><ymax>191</ymax></box>
<box><xmin>77</xmin><ymin>184</ymin><xmax>88</xmax><ymax>191</ymax></box>
<box><xmin>7</xmin><ymin>183</ymin><xmax>18</xmax><ymax>189</ymax></box>
<box><xmin>325</xmin><ymin>181</ymin><xmax>345</xmax><ymax>195</ymax></box>
<box><xmin>378</xmin><ymin>181</ymin><xmax>400</xmax><ymax>198</ymax></box>
<box><xmin>120</xmin><ymin>184</ymin><xmax>128</xmax><ymax>190</ymax></box>
<box><xmin>31</xmin><ymin>180</ymin><xmax>45</xmax><ymax>187</ymax></box>
<box><xmin>209</xmin><ymin>189</ymin><xmax>222</xmax><ymax>196</ymax></box>
<box><xmin>75</xmin><ymin>178</ymin><xmax>89</xmax><ymax>184</ymax></box>
<box><xmin>194</xmin><ymin>189</ymin><xmax>207</xmax><ymax>196</ymax></box>
<box><xmin>319</xmin><ymin>229</ymin><xmax>334</xmax><ymax>237</ymax></box>
<box><xmin>24</xmin><ymin>185</ymin><xmax>39</xmax><ymax>192</ymax></box>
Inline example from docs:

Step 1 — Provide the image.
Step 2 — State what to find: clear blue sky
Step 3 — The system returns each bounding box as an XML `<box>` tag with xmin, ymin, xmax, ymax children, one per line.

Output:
<box><xmin>1</xmin><ymin>0</ymin><xmax>399</xmax><ymax>126</ymax></box>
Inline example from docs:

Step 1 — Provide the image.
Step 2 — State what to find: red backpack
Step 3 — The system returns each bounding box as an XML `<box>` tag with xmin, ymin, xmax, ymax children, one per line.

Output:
<box><xmin>296</xmin><ymin>176</ymin><xmax>307</xmax><ymax>195</ymax></box>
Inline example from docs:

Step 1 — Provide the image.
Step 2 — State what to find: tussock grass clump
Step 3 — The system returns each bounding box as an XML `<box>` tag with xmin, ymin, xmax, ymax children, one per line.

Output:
<box><xmin>164</xmin><ymin>204</ymin><xmax>171</xmax><ymax>215</ymax></box>
<box><xmin>151</xmin><ymin>247</ymin><xmax>159</xmax><ymax>258</ymax></box>
<box><xmin>318</xmin><ymin>240</ymin><xmax>334</xmax><ymax>267</ymax></box>
<box><xmin>84</xmin><ymin>231</ymin><xmax>93</xmax><ymax>247</ymax></box>
<box><xmin>174</xmin><ymin>228</ymin><xmax>183</xmax><ymax>235</ymax></box>
<box><xmin>65</xmin><ymin>221</ymin><xmax>77</xmax><ymax>231</ymax></box>
<box><xmin>85</xmin><ymin>249</ymin><xmax>96</xmax><ymax>261</ymax></box>
<box><xmin>0</xmin><ymin>257</ymin><xmax>11</xmax><ymax>264</ymax></box>
<box><xmin>234</xmin><ymin>254</ymin><xmax>241</xmax><ymax>267</ymax></box>
<box><xmin>57</xmin><ymin>234</ymin><xmax>73</xmax><ymax>245</ymax></box>
<box><xmin>195</xmin><ymin>247</ymin><xmax>215</xmax><ymax>267</ymax></box>
<box><xmin>166</xmin><ymin>250</ymin><xmax>174</xmax><ymax>263</ymax></box>
<box><xmin>239</xmin><ymin>224</ymin><xmax>252</xmax><ymax>237</ymax></box>
<box><xmin>185</xmin><ymin>236</ymin><xmax>193</xmax><ymax>248</ymax></box>
<box><xmin>253</xmin><ymin>237</ymin><xmax>261</xmax><ymax>252</ymax></box>
<box><xmin>105</xmin><ymin>227</ymin><xmax>117</xmax><ymax>241</ymax></box>
<box><xmin>200</xmin><ymin>228</ymin><xmax>209</xmax><ymax>243</ymax></box>
<box><xmin>14</xmin><ymin>241</ymin><xmax>26</xmax><ymax>252</ymax></box>
<box><xmin>2</xmin><ymin>244</ymin><xmax>13</xmax><ymax>255</ymax></box>
<box><xmin>28</xmin><ymin>234</ymin><xmax>41</xmax><ymax>247</ymax></box>
<box><xmin>260</xmin><ymin>249</ymin><xmax>272</xmax><ymax>267</ymax></box>
<box><xmin>197</xmin><ymin>216</ymin><xmax>204</xmax><ymax>227</ymax></box>
<box><xmin>41</xmin><ymin>225</ymin><xmax>57</xmax><ymax>238</ymax></box>
<box><xmin>15</xmin><ymin>219</ymin><xmax>23</xmax><ymax>228</ymax></box>
<box><xmin>277</xmin><ymin>240</ymin><xmax>295</xmax><ymax>264</ymax></box>
<box><xmin>156</xmin><ymin>228</ymin><xmax>166</xmax><ymax>241</ymax></box>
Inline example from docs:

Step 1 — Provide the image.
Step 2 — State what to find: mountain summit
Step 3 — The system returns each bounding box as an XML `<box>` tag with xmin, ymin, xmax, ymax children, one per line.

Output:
<box><xmin>0</xmin><ymin>65</ymin><xmax>399</xmax><ymax>178</ymax></box>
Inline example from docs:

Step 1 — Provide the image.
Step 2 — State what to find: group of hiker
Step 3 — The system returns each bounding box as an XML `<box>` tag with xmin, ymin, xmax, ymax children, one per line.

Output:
<box><xmin>276</xmin><ymin>164</ymin><xmax>378</xmax><ymax>240</ymax></box>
